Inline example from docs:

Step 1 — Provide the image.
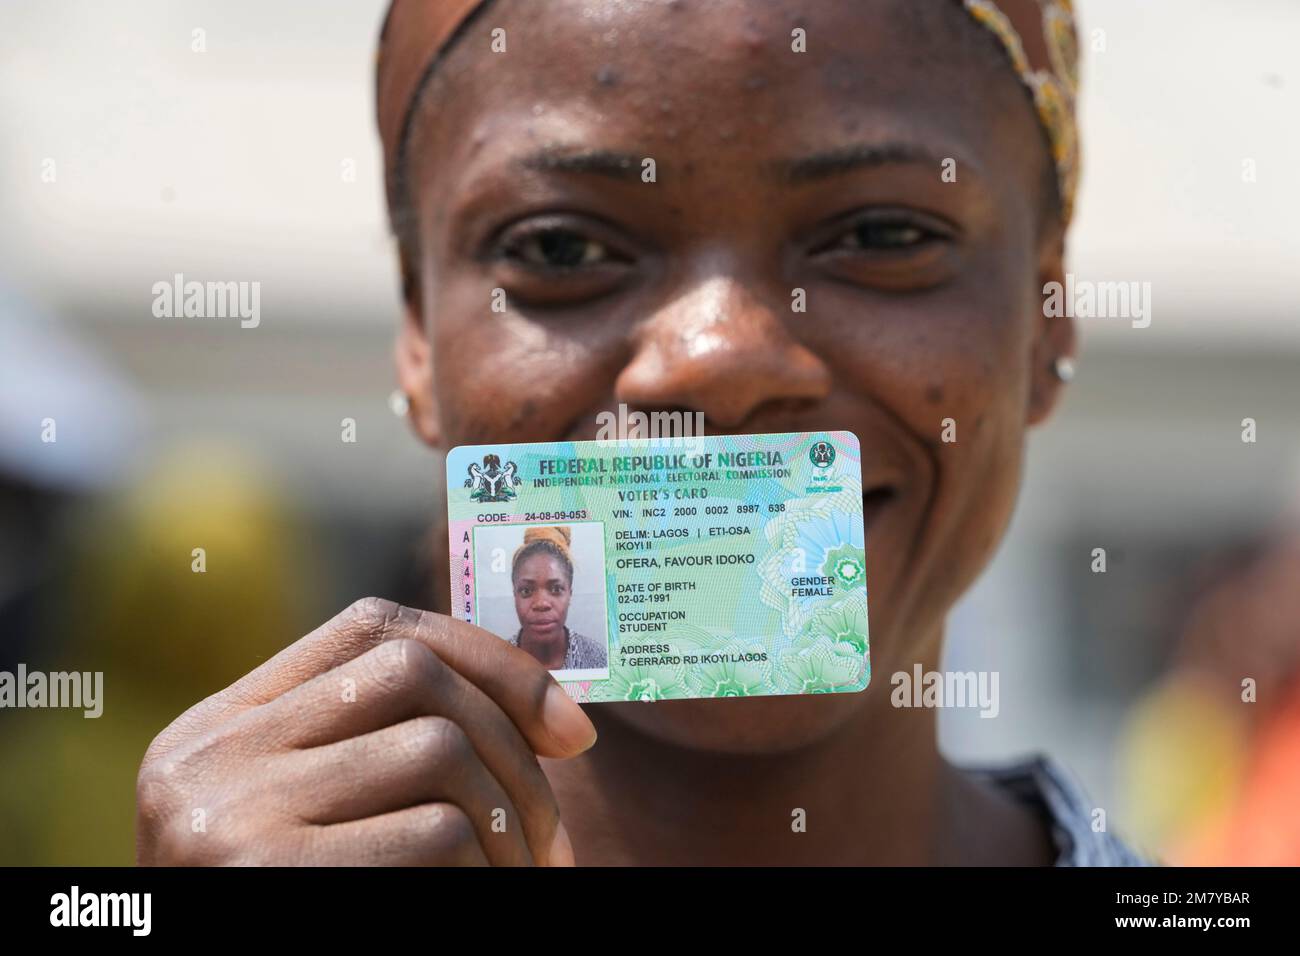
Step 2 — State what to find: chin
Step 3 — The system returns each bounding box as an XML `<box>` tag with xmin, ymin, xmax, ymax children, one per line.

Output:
<box><xmin>593</xmin><ymin>688</ymin><xmax>872</xmax><ymax>756</ymax></box>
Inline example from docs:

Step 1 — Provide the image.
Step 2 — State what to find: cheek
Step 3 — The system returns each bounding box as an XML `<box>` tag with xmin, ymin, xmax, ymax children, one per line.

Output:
<box><xmin>938</xmin><ymin>370</ymin><xmax>1028</xmax><ymax>563</ymax></box>
<box><xmin>896</xmin><ymin>292</ymin><xmax>1035</xmax><ymax>600</ymax></box>
<box><xmin>919</xmin><ymin>282</ymin><xmax>1037</xmax><ymax>505</ymax></box>
<box><xmin>808</xmin><ymin>273</ymin><xmax>1036</xmax><ymax>632</ymax></box>
<box><xmin>430</xmin><ymin>292</ymin><xmax>616</xmax><ymax>445</ymax></box>
<box><xmin>817</xmin><ymin>277</ymin><xmax>1032</xmax><ymax>436</ymax></box>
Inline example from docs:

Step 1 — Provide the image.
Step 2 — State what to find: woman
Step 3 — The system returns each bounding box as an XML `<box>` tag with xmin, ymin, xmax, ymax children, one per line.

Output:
<box><xmin>136</xmin><ymin>0</ymin><xmax>1148</xmax><ymax>865</ymax></box>
<box><xmin>507</xmin><ymin>526</ymin><xmax>606</xmax><ymax>671</ymax></box>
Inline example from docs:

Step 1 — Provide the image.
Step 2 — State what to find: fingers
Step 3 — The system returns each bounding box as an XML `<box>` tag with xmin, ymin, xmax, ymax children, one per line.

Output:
<box><xmin>389</xmin><ymin>603</ymin><xmax>597</xmax><ymax>759</ymax></box>
<box><xmin>214</xmin><ymin>638</ymin><xmax>568</xmax><ymax>866</ymax></box>
<box><xmin>305</xmin><ymin>803</ymin><xmax>491</xmax><ymax>866</ymax></box>
<box><xmin>260</xmin><ymin>638</ymin><xmax>485</xmax><ymax>750</ymax></box>
<box><xmin>263</xmin><ymin>639</ymin><xmax>564</xmax><ymax>863</ymax></box>
<box><xmin>138</xmin><ymin>598</ymin><xmax>593</xmax><ymax>868</ymax></box>
<box><xmin>143</xmin><ymin>597</ymin><xmax>409</xmax><ymax>759</ymax></box>
<box><xmin>283</xmin><ymin>715</ymin><xmax>533</xmax><ymax>866</ymax></box>
<box><xmin>146</xmin><ymin>597</ymin><xmax>596</xmax><ymax>762</ymax></box>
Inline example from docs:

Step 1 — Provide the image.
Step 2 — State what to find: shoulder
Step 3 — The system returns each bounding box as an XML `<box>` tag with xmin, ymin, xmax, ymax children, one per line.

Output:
<box><xmin>964</xmin><ymin>754</ymin><xmax>1158</xmax><ymax>867</ymax></box>
<box><xmin>567</xmin><ymin>630</ymin><xmax>607</xmax><ymax>665</ymax></box>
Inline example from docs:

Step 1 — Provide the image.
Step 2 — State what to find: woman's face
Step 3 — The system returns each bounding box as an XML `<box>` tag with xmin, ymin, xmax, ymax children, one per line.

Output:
<box><xmin>512</xmin><ymin>551</ymin><xmax>573</xmax><ymax>638</ymax></box>
<box><xmin>397</xmin><ymin>0</ymin><xmax>1074</xmax><ymax>753</ymax></box>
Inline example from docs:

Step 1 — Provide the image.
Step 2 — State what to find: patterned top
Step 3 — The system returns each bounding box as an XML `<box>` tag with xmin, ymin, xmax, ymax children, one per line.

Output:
<box><xmin>971</xmin><ymin>755</ymin><xmax>1157</xmax><ymax>866</ymax></box>
<box><xmin>508</xmin><ymin>626</ymin><xmax>607</xmax><ymax>671</ymax></box>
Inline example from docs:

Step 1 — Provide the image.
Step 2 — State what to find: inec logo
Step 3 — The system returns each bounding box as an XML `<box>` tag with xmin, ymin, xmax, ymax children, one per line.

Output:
<box><xmin>809</xmin><ymin>440</ymin><xmax>836</xmax><ymax>469</ymax></box>
<box><xmin>464</xmin><ymin>453</ymin><xmax>522</xmax><ymax>503</ymax></box>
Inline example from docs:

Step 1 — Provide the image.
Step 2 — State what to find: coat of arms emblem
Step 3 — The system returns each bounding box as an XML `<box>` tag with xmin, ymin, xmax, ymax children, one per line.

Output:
<box><xmin>809</xmin><ymin>441</ymin><xmax>836</xmax><ymax>469</ymax></box>
<box><xmin>464</xmin><ymin>453</ymin><xmax>522</xmax><ymax>502</ymax></box>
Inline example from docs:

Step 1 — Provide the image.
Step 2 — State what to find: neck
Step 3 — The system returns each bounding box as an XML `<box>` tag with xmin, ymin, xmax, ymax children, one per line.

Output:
<box><xmin>544</xmin><ymin>678</ymin><xmax>941</xmax><ymax>865</ymax></box>
<box><xmin>519</xmin><ymin>625</ymin><xmax>568</xmax><ymax>666</ymax></box>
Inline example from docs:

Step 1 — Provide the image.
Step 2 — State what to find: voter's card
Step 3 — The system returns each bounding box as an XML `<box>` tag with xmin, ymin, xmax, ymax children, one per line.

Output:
<box><xmin>446</xmin><ymin>431</ymin><xmax>869</xmax><ymax>702</ymax></box>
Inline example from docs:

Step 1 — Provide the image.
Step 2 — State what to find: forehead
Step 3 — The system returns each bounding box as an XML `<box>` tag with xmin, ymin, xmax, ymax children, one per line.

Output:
<box><xmin>406</xmin><ymin>0</ymin><xmax>1040</xmax><ymax>209</ymax></box>
<box><xmin>515</xmin><ymin>551</ymin><xmax>567</xmax><ymax>576</ymax></box>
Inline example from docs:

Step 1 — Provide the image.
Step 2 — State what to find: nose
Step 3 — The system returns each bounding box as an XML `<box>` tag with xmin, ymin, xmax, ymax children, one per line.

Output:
<box><xmin>614</xmin><ymin>273</ymin><xmax>832</xmax><ymax>429</ymax></box>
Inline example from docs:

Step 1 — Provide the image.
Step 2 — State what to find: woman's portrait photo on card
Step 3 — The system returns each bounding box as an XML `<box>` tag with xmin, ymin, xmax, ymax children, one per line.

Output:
<box><xmin>473</xmin><ymin>523</ymin><xmax>610</xmax><ymax>681</ymax></box>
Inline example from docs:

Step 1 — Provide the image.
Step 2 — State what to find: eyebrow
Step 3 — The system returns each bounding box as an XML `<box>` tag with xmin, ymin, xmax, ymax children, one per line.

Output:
<box><xmin>517</xmin><ymin>148</ymin><xmax>643</xmax><ymax>181</ymax></box>
<box><xmin>513</xmin><ymin>141</ymin><xmax>955</xmax><ymax>185</ymax></box>
<box><xmin>775</xmin><ymin>142</ymin><xmax>948</xmax><ymax>184</ymax></box>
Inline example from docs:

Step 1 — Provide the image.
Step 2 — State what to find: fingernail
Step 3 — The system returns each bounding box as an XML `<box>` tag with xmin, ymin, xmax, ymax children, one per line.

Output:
<box><xmin>549</xmin><ymin>821</ymin><xmax>575</xmax><ymax>867</ymax></box>
<box><xmin>543</xmin><ymin>682</ymin><xmax>597</xmax><ymax>754</ymax></box>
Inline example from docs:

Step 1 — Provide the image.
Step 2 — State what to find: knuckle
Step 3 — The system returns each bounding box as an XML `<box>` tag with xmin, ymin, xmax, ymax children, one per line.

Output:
<box><xmin>344</xmin><ymin>596</ymin><xmax>399</xmax><ymax>636</ymax></box>
<box><xmin>419</xmin><ymin>804</ymin><xmax>482</xmax><ymax>864</ymax></box>
<box><xmin>145</xmin><ymin>792</ymin><xmax>213</xmax><ymax>865</ymax></box>
<box><xmin>152</xmin><ymin>813</ymin><xmax>202</xmax><ymax>865</ymax></box>
<box><xmin>404</xmin><ymin>715</ymin><xmax>471</xmax><ymax>767</ymax></box>
<box><xmin>137</xmin><ymin>730</ymin><xmax>268</xmax><ymax>865</ymax></box>
<box><xmin>135</xmin><ymin>760</ymin><xmax>179</xmax><ymax>839</ymax></box>
<box><xmin>158</xmin><ymin>787</ymin><xmax>269</xmax><ymax>866</ymax></box>
<box><xmin>370</xmin><ymin>638</ymin><xmax>444</xmax><ymax>696</ymax></box>
<box><xmin>134</xmin><ymin>768</ymin><xmax>214</xmax><ymax>865</ymax></box>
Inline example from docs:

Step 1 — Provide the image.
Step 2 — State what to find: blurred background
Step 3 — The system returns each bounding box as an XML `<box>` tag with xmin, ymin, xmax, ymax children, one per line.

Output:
<box><xmin>1</xmin><ymin>0</ymin><xmax>1297</xmax><ymax>865</ymax></box>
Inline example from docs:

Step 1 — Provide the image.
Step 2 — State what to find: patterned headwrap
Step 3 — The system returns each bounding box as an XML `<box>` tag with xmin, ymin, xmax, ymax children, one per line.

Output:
<box><xmin>376</xmin><ymin>0</ymin><xmax>1081</xmax><ymax>225</ymax></box>
<box><xmin>512</xmin><ymin>525</ymin><xmax>574</xmax><ymax>580</ymax></box>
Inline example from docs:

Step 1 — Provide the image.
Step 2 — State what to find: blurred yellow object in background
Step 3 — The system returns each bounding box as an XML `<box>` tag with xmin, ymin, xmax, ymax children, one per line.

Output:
<box><xmin>1119</xmin><ymin>674</ymin><xmax>1247</xmax><ymax>856</ymax></box>
<box><xmin>1172</xmin><ymin>683</ymin><xmax>1300</xmax><ymax>866</ymax></box>
<box><xmin>0</xmin><ymin>441</ymin><xmax>320</xmax><ymax>865</ymax></box>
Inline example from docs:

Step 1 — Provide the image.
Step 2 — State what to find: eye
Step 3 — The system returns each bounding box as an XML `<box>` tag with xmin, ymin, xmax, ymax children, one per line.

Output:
<box><xmin>485</xmin><ymin>216</ymin><xmax>636</xmax><ymax>306</ymax></box>
<box><xmin>827</xmin><ymin>216</ymin><xmax>943</xmax><ymax>253</ymax></box>
<box><xmin>500</xmin><ymin>225</ymin><xmax>619</xmax><ymax>271</ymax></box>
<box><xmin>807</xmin><ymin>208</ymin><xmax>959</xmax><ymax>291</ymax></box>
<box><xmin>848</xmin><ymin>221</ymin><xmax>927</xmax><ymax>249</ymax></box>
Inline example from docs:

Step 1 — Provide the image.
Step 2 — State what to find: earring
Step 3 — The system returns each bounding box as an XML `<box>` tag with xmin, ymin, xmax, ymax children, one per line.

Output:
<box><xmin>388</xmin><ymin>389</ymin><xmax>411</xmax><ymax>417</ymax></box>
<box><xmin>1052</xmin><ymin>356</ymin><xmax>1076</xmax><ymax>383</ymax></box>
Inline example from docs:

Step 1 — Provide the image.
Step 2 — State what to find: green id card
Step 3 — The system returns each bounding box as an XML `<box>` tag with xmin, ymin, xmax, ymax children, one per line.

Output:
<box><xmin>447</xmin><ymin>431</ymin><xmax>869</xmax><ymax>702</ymax></box>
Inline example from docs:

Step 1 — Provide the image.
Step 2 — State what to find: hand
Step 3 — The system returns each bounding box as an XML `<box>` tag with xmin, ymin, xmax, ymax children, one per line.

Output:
<box><xmin>136</xmin><ymin>597</ymin><xmax>596</xmax><ymax>865</ymax></box>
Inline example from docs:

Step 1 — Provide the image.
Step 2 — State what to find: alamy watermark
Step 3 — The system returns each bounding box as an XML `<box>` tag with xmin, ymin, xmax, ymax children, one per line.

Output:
<box><xmin>0</xmin><ymin>664</ymin><xmax>103</xmax><ymax>718</ymax></box>
<box><xmin>50</xmin><ymin>886</ymin><xmax>150</xmax><ymax>936</ymax></box>
<box><xmin>1043</xmin><ymin>274</ymin><xmax>1151</xmax><ymax>329</ymax></box>
<box><xmin>594</xmin><ymin>403</ymin><xmax>706</xmax><ymax>450</ymax></box>
<box><xmin>151</xmin><ymin>273</ymin><xmax>261</xmax><ymax>328</ymax></box>
<box><xmin>890</xmin><ymin>664</ymin><xmax>999</xmax><ymax>718</ymax></box>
